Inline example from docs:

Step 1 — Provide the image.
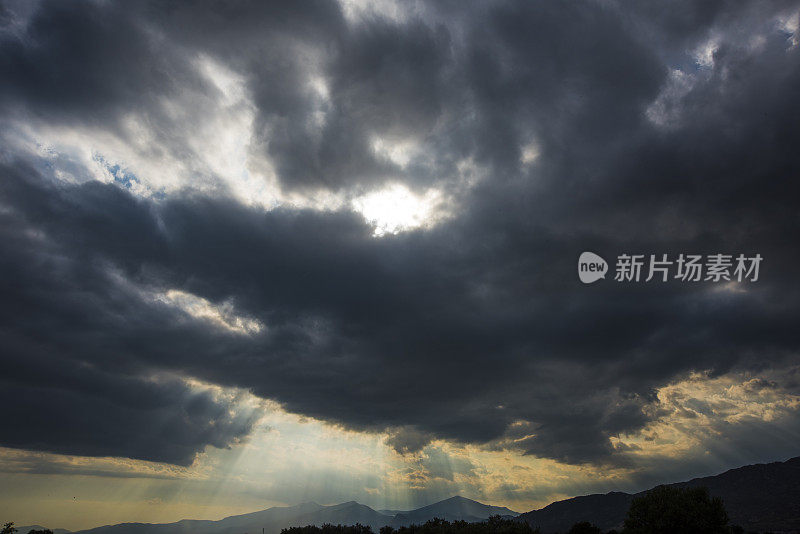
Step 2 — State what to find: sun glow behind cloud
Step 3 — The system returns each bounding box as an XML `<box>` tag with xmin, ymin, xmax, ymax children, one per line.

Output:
<box><xmin>353</xmin><ymin>183</ymin><xmax>446</xmax><ymax>236</ymax></box>
<box><xmin>3</xmin><ymin>54</ymin><xmax>456</xmax><ymax>238</ymax></box>
<box><xmin>0</xmin><ymin>37</ymin><xmax>472</xmax><ymax>246</ymax></box>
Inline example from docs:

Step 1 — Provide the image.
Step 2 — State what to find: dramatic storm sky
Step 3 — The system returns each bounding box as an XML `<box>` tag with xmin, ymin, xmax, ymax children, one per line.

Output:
<box><xmin>1</xmin><ymin>0</ymin><xmax>800</xmax><ymax>530</ymax></box>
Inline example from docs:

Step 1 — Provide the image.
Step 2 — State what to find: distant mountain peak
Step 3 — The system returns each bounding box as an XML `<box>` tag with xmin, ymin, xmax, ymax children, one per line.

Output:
<box><xmin>331</xmin><ymin>500</ymin><xmax>365</xmax><ymax>509</ymax></box>
<box><xmin>434</xmin><ymin>495</ymin><xmax>518</xmax><ymax>514</ymax></box>
<box><xmin>391</xmin><ymin>495</ymin><xmax>519</xmax><ymax>524</ymax></box>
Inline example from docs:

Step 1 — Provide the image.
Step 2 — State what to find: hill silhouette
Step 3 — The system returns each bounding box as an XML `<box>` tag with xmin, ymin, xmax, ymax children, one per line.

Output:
<box><xmin>391</xmin><ymin>496</ymin><xmax>518</xmax><ymax>526</ymax></box>
<box><xmin>518</xmin><ymin>456</ymin><xmax>800</xmax><ymax>533</ymax></box>
<box><xmin>45</xmin><ymin>496</ymin><xmax>517</xmax><ymax>534</ymax></box>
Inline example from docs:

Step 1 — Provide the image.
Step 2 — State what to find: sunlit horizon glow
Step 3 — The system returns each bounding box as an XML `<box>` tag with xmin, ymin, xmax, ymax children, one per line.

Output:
<box><xmin>2</xmin><ymin>366</ymin><xmax>798</xmax><ymax>531</ymax></box>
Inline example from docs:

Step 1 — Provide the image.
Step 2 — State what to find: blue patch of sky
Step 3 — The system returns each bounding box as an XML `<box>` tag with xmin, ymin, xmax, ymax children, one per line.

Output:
<box><xmin>93</xmin><ymin>153</ymin><xmax>139</xmax><ymax>189</ymax></box>
<box><xmin>92</xmin><ymin>153</ymin><xmax>166</xmax><ymax>199</ymax></box>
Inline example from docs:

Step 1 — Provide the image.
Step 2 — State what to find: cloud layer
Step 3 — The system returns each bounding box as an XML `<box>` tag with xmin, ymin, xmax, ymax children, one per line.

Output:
<box><xmin>1</xmin><ymin>0</ymin><xmax>799</xmax><ymax>469</ymax></box>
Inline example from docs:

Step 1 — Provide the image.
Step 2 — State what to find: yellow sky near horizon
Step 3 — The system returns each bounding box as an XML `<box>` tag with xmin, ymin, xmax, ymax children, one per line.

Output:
<box><xmin>2</xmin><ymin>366</ymin><xmax>799</xmax><ymax>532</ymax></box>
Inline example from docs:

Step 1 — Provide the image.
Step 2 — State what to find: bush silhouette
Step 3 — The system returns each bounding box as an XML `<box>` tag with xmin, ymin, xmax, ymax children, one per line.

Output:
<box><xmin>622</xmin><ymin>486</ymin><xmax>728</xmax><ymax>534</ymax></box>
<box><xmin>282</xmin><ymin>516</ymin><xmax>539</xmax><ymax>534</ymax></box>
<box><xmin>567</xmin><ymin>522</ymin><xmax>602</xmax><ymax>534</ymax></box>
<box><xmin>283</xmin><ymin>524</ymin><xmax>374</xmax><ymax>534</ymax></box>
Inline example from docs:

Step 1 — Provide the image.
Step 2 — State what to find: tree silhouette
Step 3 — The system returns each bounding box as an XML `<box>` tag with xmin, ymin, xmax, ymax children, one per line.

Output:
<box><xmin>622</xmin><ymin>486</ymin><xmax>728</xmax><ymax>534</ymax></box>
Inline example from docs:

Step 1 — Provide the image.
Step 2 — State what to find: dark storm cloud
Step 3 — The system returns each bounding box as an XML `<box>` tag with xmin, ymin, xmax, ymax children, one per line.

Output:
<box><xmin>1</xmin><ymin>0</ymin><xmax>799</xmax><ymax>468</ymax></box>
<box><xmin>0</xmin><ymin>166</ymin><xmax>260</xmax><ymax>465</ymax></box>
<box><xmin>0</xmin><ymin>1</ymin><xmax>201</xmax><ymax>125</ymax></box>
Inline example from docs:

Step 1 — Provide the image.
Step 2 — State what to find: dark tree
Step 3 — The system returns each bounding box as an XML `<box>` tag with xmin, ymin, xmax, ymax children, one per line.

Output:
<box><xmin>567</xmin><ymin>522</ymin><xmax>602</xmax><ymax>534</ymax></box>
<box><xmin>623</xmin><ymin>486</ymin><xmax>728</xmax><ymax>534</ymax></box>
<box><xmin>1</xmin><ymin>523</ymin><xmax>16</xmax><ymax>534</ymax></box>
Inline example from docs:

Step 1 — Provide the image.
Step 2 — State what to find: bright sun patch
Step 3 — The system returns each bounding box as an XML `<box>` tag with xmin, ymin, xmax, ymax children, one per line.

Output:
<box><xmin>352</xmin><ymin>183</ymin><xmax>445</xmax><ymax>236</ymax></box>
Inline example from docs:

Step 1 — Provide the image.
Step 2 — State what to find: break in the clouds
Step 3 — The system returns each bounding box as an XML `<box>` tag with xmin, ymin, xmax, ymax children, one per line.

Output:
<box><xmin>1</xmin><ymin>0</ymin><xmax>800</xmax><ymax>479</ymax></box>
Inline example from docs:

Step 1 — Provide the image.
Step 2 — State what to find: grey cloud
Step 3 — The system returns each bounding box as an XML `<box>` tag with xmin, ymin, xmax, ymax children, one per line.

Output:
<box><xmin>386</xmin><ymin>427</ymin><xmax>436</xmax><ymax>455</ymax></box>
<box><xmin>0</xmin><ymin>1</ymin><xmax>198</xmax><ymax>124</ymax></box>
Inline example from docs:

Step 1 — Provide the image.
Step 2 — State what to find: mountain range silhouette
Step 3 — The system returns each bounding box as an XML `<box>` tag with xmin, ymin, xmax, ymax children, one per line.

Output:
<box><xmin>18</xmin><ymin>456</ymin><xmax>800</xmax><ymax>534</ymax></box>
